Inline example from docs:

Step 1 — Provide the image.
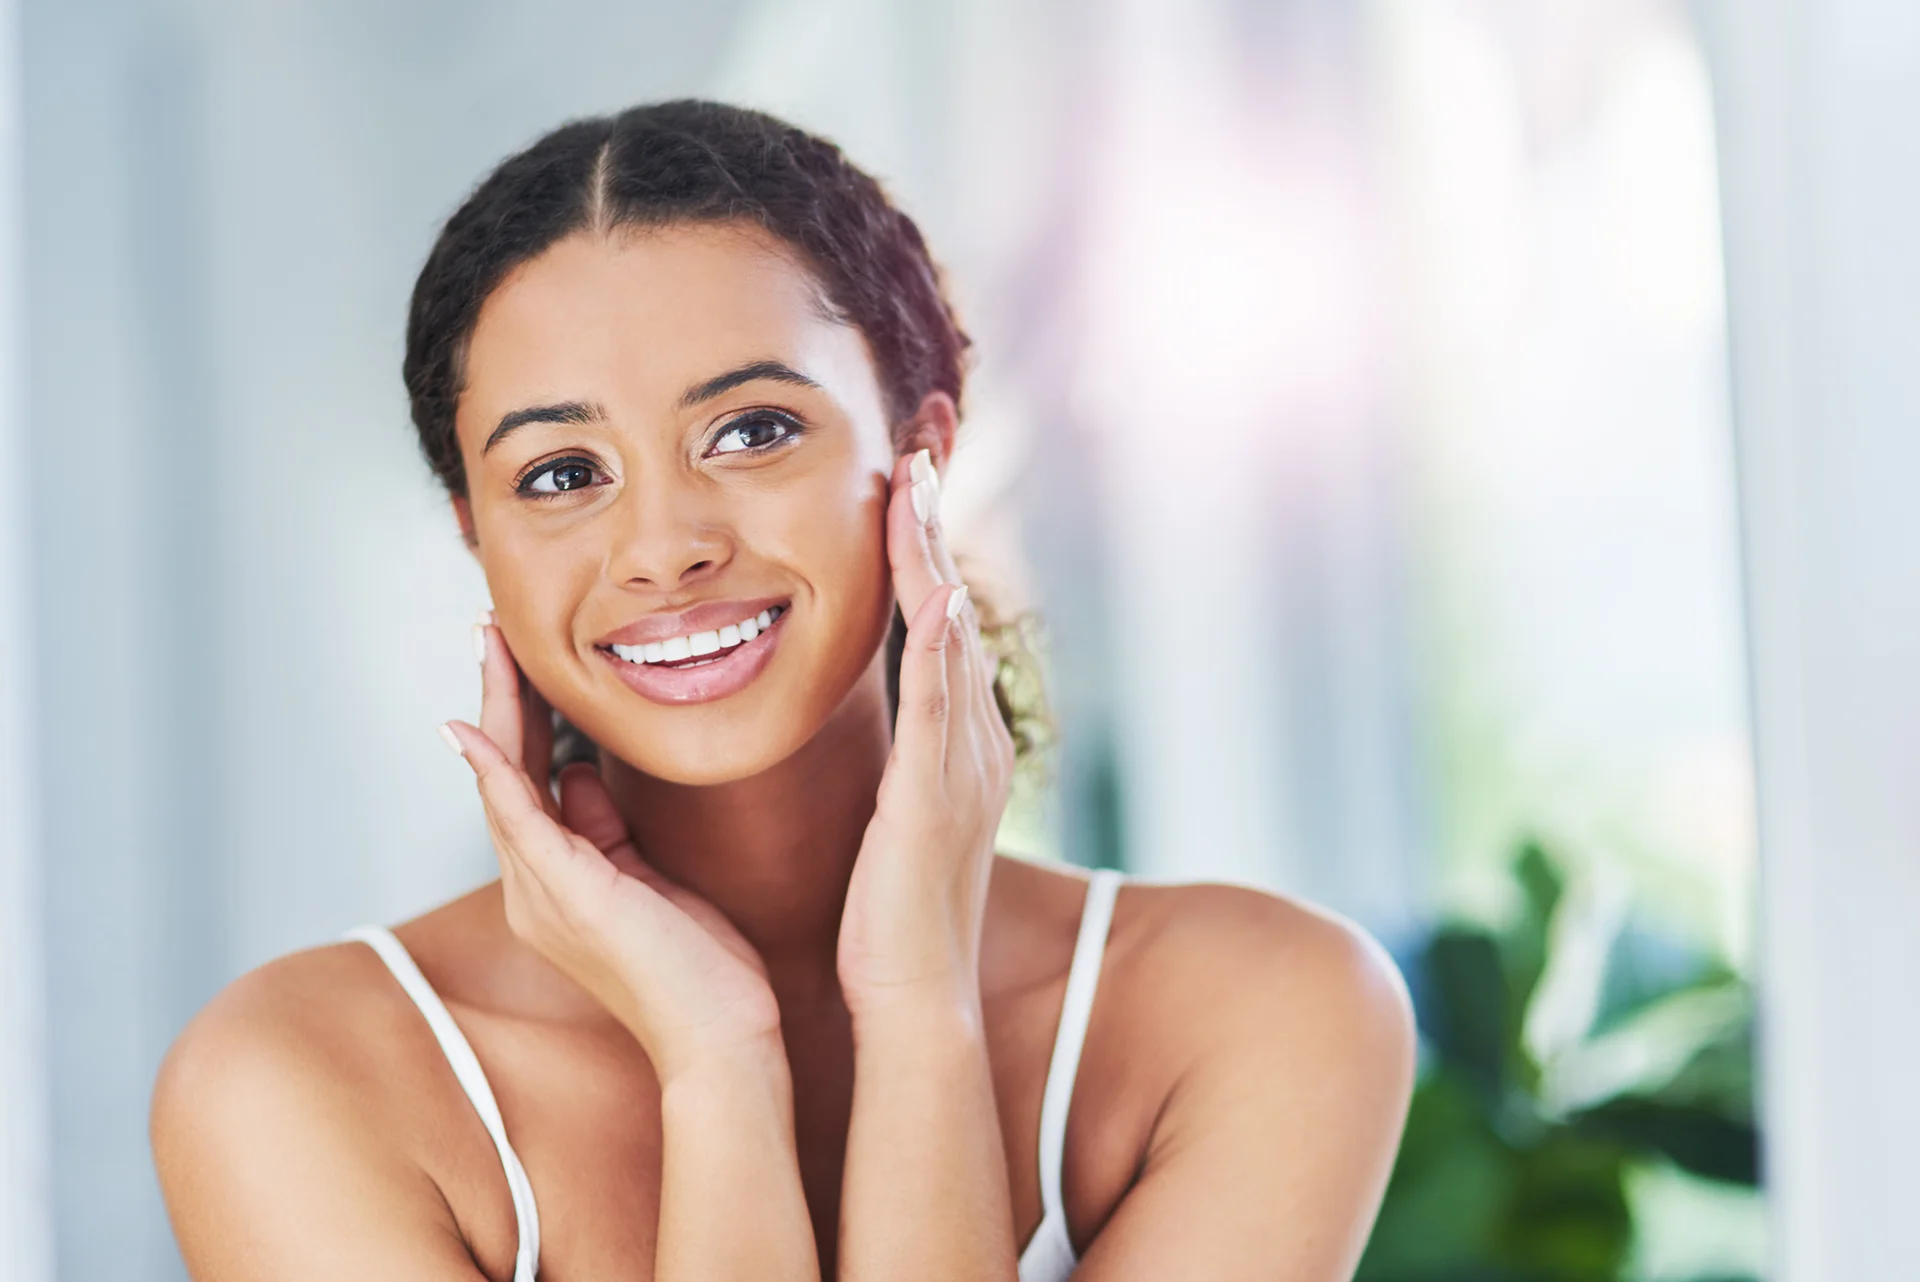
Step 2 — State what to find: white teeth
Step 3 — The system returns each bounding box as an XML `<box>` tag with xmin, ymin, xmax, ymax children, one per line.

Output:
<box><xmin>609</xmin><ymin>606</ymin><xmax>784</xmax><ymax>666</ymax></box>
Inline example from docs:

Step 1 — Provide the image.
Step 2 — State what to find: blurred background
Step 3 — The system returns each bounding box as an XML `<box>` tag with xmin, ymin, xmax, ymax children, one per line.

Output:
<box><xmin>2</xmin><ymin>0</ymin><xmax>1917</xmax><ymax>1279</ymax></box>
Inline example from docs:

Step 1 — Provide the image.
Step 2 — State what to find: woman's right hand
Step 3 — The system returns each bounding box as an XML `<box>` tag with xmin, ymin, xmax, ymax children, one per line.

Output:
<box><xmin>440</xmin><ymin>616</ymin><xmax>785</xmax><ymax>1088</ymax></box>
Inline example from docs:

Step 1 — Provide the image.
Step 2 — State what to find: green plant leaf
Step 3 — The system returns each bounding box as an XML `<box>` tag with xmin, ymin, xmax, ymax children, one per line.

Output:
<box><xmin>1658</xmin><ymin>1019</ymin><xmax>1756</xmax><ymax>1122</ymax></box>
<box><xmin>1422</xmin><ymin>929</ymin><xmax>1514</xmax><ymax>1104</ymax></box>
<box><xmin>1506</xmin><ymin>840</ymin><xmax>1564</xmax><ymax>1017</ymax></box>
<box><xmin>1589</xmin><ymin>922</ymin><xmax>1727</xmax><ymax>1037</ymax></box>
<box><xmin>1496</xmin><ymin>1130</ymin><xmax>1633</xmax><ymax>1282</ymax></box>
<box><xmin>1366</xmin><ymin>839</ymin><xmax>1759</xmax><ymax>1277</ymax></box>
<box><xmin>1572</xmin><ymin>1098</ymin><xmax>1758</xmax><ymax>1186</ymax></box>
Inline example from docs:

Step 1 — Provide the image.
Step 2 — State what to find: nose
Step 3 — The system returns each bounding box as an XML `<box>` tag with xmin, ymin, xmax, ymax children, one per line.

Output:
<box><xmin>603</xmin><ymin>474</ymin><xmax>735</xmax><ymax>593</ymax></box>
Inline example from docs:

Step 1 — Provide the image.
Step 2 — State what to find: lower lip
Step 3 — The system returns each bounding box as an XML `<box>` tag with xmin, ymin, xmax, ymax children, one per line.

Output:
<box><xmin>597</xmin><ymin>611</ymin><xmax>788</xmax><ymax>706</ymax></box>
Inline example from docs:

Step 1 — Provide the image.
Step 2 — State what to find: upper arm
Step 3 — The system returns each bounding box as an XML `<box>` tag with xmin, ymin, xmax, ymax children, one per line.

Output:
<box><xmin>1077</xmin><ymin>889</ymin><xmax>1416</xmax><ymax>1281</ymax></box>
<box><xmin>151</xmin><ymin>966</ymin><xmax>488</xmax><ymax>1282</ymax></box>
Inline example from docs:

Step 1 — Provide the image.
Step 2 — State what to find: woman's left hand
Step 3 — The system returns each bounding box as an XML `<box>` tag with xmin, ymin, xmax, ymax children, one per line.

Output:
<box><xmin>836</xmin><ymin>449</ymin><xmax>1017</xmax><ymax>1020</ymax></box>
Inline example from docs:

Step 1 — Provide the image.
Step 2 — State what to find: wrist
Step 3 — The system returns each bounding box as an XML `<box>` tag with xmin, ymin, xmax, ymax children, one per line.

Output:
<box><xmin>659</xmin><ymin>1049</ymin><xmax>798</xmax><ymax>1155</ymax></box>
<box><xmin>849</xmin><ymin>987</ymin><xmax>987</xmax><ymax>1057</ymax></box>
<box><xmin>842</xmin><ymin>960</ymin><xmax>983</xmax><ymax>1024</ymax></box>
<box><xmin>654</xmin><ymin>1029</ymin><xmax>793</xmax><ymax>1103</ymax></box>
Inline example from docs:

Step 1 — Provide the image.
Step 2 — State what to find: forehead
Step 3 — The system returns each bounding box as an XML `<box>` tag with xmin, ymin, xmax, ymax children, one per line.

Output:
<box><xmin>460</xmin><ymin>220</ymin><xmax>877</xmax><ymax>421</ymax></box>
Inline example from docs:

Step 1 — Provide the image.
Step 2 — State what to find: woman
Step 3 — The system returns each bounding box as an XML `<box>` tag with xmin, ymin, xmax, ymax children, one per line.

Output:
<box><xmin>151</xmin><ymin>100</ymin><xmax>1415</xmax><ymax>1281</ymax></box>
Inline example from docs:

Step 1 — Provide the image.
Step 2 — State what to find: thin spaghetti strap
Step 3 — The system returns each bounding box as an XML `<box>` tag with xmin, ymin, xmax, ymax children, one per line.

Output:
<box><xmin>1034</xmin><ymin>869</ymin><xmax>1124</xmax><ymax>1226</ymax></box>
<box><xmin>345</xmin><ymin>926</ymin><xmax>542</xmax><ymax>1281</ymax></box>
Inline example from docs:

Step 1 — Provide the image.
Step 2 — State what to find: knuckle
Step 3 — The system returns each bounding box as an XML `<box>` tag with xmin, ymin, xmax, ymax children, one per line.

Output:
<box><xmin>923</xmin><ymin>691</ymin><xmax>950</xmax><ymax>722</ymax></box>
<box><xmin>474</xmin><ymin>755</ymin><xmax>515</xmax><ymax>788</ymax></box>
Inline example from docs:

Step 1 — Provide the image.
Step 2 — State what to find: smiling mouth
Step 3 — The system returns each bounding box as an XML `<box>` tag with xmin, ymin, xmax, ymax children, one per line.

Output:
<box><xmin>599</xmin><ymin>603</ymin><xmax>789</xmax><ymax>671</ymax></box>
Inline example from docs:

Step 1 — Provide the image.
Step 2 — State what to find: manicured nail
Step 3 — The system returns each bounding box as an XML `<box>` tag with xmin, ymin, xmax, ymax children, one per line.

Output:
<box><xmin>437</xmin><ymin>722</ymin><xmax>464</xmax><ymax>758</ymax></box>
<box><xmin>908</xmin><ymin>450</ymin><xmax>940</xmax><ymax>525</ymax></box>
<box><xmin>946</xmin><ymin>582</ymin><xmax>970</xmax><ymax>622</ymax></box>
<box><xmin>909</xmin><ymin>448</ymin><xmax>937</xmax><ymax>486</ymax></box>
<box><xmin>472</xmin><ymin>624</ymin><xmax>488</xmax><ymax>665</ymax></box>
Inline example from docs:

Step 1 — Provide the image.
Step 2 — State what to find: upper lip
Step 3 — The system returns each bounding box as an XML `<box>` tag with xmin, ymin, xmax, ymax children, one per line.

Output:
<box><xmin>593</xmin><ymin>596</ymin><xmax>790</xmax><ymax>648</ymax></box>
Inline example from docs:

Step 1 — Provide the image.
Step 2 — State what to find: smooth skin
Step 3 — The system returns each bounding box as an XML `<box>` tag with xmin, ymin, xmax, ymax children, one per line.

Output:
<box><xmin>151</xmin><ymin>221</ymin><xmax>1417</xmax><ymax>1281</ymax></box>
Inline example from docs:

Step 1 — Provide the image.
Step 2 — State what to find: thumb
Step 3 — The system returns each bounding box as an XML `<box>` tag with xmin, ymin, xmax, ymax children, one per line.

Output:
<box><xmin>557</xmin><ymin>762</ymin><xmax>630</xmax><ymax>853</ymax></box>
<box><xmin>556</xmin><ymin>762</ymin><xmax>677</xmax><ymax>893</ymax></box>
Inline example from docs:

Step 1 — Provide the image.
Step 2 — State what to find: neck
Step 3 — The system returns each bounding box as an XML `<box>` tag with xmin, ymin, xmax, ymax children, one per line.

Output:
<box><xmin>597</xmin><ymin>662</ymin><xmax>893</xmax><ymax>1011</ymax></box>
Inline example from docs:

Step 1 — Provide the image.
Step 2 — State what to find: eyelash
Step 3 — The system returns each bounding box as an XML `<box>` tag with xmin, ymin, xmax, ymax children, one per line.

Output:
<box><xmin>514</xmin><ymin>455</ymin><xmax>604</xmax><ymax>497</ymax></box>
<box><xmin>511</xmin><ymin>410</ymin><xmax>806</xmax><ymax>498</ymax></box>
<box><xmin>707</xmin><ymin>409</ymin><xmax>806</xmax><ymax>457</ymax></box>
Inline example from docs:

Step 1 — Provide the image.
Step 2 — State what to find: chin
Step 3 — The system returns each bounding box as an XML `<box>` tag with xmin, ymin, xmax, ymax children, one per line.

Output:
<box><xmin>571</xmin><ymin>640</ymin><xmax>891</xmax><ymax>790</ymax></box>
<box><xmin>601</xmin><ymin>722</ymin><xmax>809</xmax><ymax>787</ymax></box>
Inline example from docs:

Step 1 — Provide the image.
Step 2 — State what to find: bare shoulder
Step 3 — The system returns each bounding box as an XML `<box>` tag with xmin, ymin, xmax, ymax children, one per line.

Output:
<box><xmin>1062</xmin><ymin>879</ymin><xmax>1417</xmax><ymax>1276</ymax></box>
<box><xmin>1111</xmin><ymin>878</ymin><xmax>1415</xmax><ymax>1065</ymax></box>
<box><xmin>153</xmin><ymin>937</ymin><xmax>421</xmax><ymax>1140</ymax></box>
<box><xmin>152</xmin><ymin>939</ymin><xmax>480</xmax><ymax>1279</ymax></box>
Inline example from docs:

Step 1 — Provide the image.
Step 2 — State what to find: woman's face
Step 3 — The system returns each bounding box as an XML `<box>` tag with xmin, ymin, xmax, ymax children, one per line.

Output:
<box><xmin>453</xmin><ymin>221</ymin><xmax>909</xmax><ymax>785</ymax></box>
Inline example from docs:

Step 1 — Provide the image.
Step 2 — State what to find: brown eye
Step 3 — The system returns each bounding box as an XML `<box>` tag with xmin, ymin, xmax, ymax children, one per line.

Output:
<box><xmin>519</xmin><ymin>458</ymin><xmax>602</xmax><ymax>495</ymax></box>
<box><xmin>709</xmin><ymin>410</ymin><xmax>802</xmax><ymax>456</ymax></box>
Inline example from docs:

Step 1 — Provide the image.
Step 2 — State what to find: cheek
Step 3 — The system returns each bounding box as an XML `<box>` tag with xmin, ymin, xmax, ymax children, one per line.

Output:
<box><xmin>775</xmin><ymin>466</ymin><xmax>892</xmax><ymax>635</ymax></box>
<box><xmin>733</xmin><ymin>467</ymin><xmax>894</xmax><ymax>731</ymax></box>
<box><xmin>473</xmin><ymin>516</ymin><xmax>600</xmax><ymax>685</ymax></box>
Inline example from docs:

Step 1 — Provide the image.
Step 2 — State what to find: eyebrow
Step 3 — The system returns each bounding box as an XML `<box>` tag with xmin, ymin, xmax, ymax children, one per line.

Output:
<box><xmin>482</xmin><ymin>361</ymin><xmax>822</xmax><ymax>454</ymax></box>
<box><xmin>679</xmin><ymin>359</ymin><xmax>822</xmax><ymax>409</ymax></box>
<box><xmin>484</xmin><ymin>400</ymin><xmax>605</xmax><ymax>454</ymax></box>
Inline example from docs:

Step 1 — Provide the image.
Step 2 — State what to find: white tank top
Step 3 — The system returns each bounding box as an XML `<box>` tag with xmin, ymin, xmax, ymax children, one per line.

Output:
<box><xmin>345</xmin><ymin>867</ymin><xmax>1123</xmax><ymax>1282</ymax></box>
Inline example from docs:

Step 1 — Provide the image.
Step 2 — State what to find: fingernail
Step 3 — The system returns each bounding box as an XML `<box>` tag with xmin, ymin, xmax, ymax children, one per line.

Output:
<box><xmin>437</xmin><ymin>722</ymin><xmax>464</xmax><ymax>758</ymax></box>
<box><xmin>478</xmin><ymin>607</ymin><xmax>496</xmax><ymax>627</ymax></box>
<box><xmin>909</xmin><ymin>448</ymin><xmax>937</xmax><ymax>486</ymax></box>
<box><xmin>472</xmin><ymin>623</ymin><xmax>488</xmax><ymax>665</ymax></box>
<box><xmin>911</xmin><ymin>478</ymin><xmax>936</xmax><ymax>525</ymax></box>
<box><xmin>946</xmin><ymin>582</ymin><xmax>970</xmax><ymax>622</ymax></box>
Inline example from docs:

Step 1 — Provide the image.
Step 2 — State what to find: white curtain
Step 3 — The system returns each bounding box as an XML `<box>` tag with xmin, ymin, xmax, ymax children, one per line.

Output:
<box><xmin>1701</xmin><ymin>0</ymin><xmax>1920</xmax><ymax>1276</ymax></box>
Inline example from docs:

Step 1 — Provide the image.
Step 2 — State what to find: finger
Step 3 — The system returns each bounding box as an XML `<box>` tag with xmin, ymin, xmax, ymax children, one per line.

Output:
<box><xmin>556</xmin><ymin>762</ymin><xmax>666</xmax><ymax>890</ymax></box>
<box><xmin>948</xmin><ymin>589</ymin><xmax>1002</xmax><ymax>786</ymax></box>
<box><xmin>555</xmin><ymin>760</ymin><xmax>703</xmax><ymax>891</ymax></box>
<box><xmin>444</xmin><ymin>723</ymin><xmax>692</xmax><ymax>970</ymax></box>
<box><xmin>916</xmin><ymin>461</ymin><xmax>963</xmax><ymax>588</ymax></box>
<box><xmin>955</xmin><ymin>597</ymin><xmax>991</xmax><ymax>739</ymax></box>
<box><xmin>967</xmin><ymin>629</ymin><xmax>1015</xmax><ymax>795</ymax></box>
<box><xmin>557</xmin><ymin>762</ymin><xmax>629</xmax><ymax>854</ymax></box>
<box><xmin>475</xmin><ymin>615</ymin><xmax>526</xmax><ymax>769</ymax></box>
<box><xmin>443</xmin><ymin>718</ymin><xmax>570</xmax><ymax>871</ymax></box>
<box><xmin>943</xmin><ymin>590</ymin><xmax>1012</xmax><ymax>796</ymax></box>
<box><xmin>892</xmin><ymin>580</ymin><xmax>966</xmax><ymax>775</ymax></box>
<box><xmin>520</xmin><ymin>671</ymin><xmax>558</xmax><ymax>818</ymax></box>
<box><xmin>887</xmin><ymin>449</ymin><xmax>953</xmax><ymax>629</ymax></box>
<box><xmin>924</xmin><ymin>567</ymin><xmax>985</xmax><ymax>724</ymax></box>
<box><xmin>913</xmin><ymin>448</ymin><xmax>964</xmax><ymax>590</ymax></box>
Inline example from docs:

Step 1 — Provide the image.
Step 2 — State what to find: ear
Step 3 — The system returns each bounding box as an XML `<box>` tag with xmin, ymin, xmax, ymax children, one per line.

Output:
<box><xmin>451</xmin><ymin>495</ymin><xmax>480</xmax><ymax>555</ymax></box>
<box><xmin>895</xmin><ymin>390</ymin><xmax>960</xmax><ymax>473</ymax></box>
